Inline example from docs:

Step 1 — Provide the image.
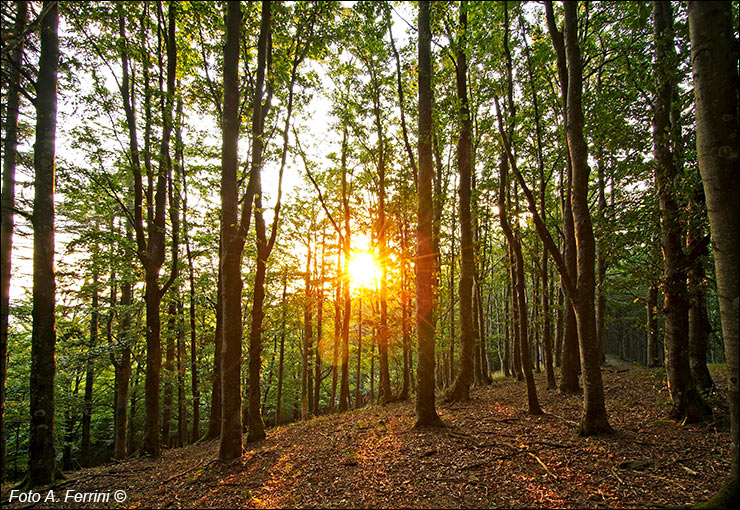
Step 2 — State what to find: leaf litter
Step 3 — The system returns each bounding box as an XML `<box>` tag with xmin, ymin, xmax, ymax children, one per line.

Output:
<box><xmin>3</xmin><ymin>365</ymin><xmax>731</xmax><ymax>508</ymax></box>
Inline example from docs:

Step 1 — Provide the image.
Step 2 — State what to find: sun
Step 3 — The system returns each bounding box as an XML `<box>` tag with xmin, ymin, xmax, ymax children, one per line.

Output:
<box><xmin>349</xmin><ymin>251</ymin><xmax>382</xmax><ymax>289</ymax></box>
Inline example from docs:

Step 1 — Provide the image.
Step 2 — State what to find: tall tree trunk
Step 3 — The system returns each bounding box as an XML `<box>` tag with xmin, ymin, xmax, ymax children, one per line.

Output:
<box><xmin>1</xmin><ymin>1</ymin><xmax>27</xmax><ymax>483</ymax></box>
<box><xmin>653</xmin><ymin>0</ymin><xmax>711</xmax><ymax>423</ymax></box>
<box><xmin>356</xmin><ymin>297</ymin><xmax>364</xmax><ymax>406</ymax></box>
<box><xmin>113</xmin><ymin>270</ymin><xmax>132</xmax><ymax>459</ymax></box>
<box><xmin>315</xmin><ymin>232</ymin><xmax>325</xmax><ymax>416</ymax></box>
<box><xmin>81</xmin><ymin>267</ymin><xmax>99</xmax><ymax>466</ymax></box>
<box><xmin>302</xmin><ymin>244</ymin><xmax>313</xmax><ymax>420</ymax></box>
<box><xmin>275</xmin><ymin>274</ymin><xmax>287</xmax><ymax>426</ymax></box>
<box><xmin>596</xmin><ymin>151</ymin><xmax>607</xmax><ymax>365</ymax></box>
<box><xmin>446</xmin><ymin>1</ymin><xmax>474</xmax><ymax>402</ymax></box>
<box><xmin>206</xmin><ymin>261</ymin><xmax>223</xmax><ymax>439</ymax></box>
<box><xmin>415</xmin><ymin>0</ymin><xmax>444</xmax><ymax>427</ymax></box>
<box><xmin>330</xmin><ymin>250</ymin><xmax>340</xmax><ymax>412</ymax></box>
<box><xmin>218</xmin><ymin>0</ymin><xmax>245</xmax><ymax>460</ymax></box>
<box><xmin>161</xmin><ymin>301</ymin><xmax>176</xmax><ymax>447</ymax></box>
<box><xmin>28</xmin><ymin>0</ymin><xmax>60</xmax><ymax>487</ymax></box>
<box><xmin>181</xmin><ymin>132</ymin><xmax>200</xmax><ymax>443</ymax></box>
<box><xmin>370</xmin><ymin>73</ymin><xmax>392</xmax><ymax>404</ymax></box>
<box><xmin>495</xmin><ymin>127</ymin><xmax>541</xmax><ymax>415</ymax></box>
<box><xmin>177</xmin><ymin>299</ymin><xmax>186</xmax><ymax>446</ymax></box>
<box><xmin>689</xmin><ymin>2</ymin><xmax>739</xmax><ymax>502</ymax></box>
<box><xmin>545</xmin><ymin>1</ymin><xmax>580</xmax><ymax>395</ymax></box>
<box><xmin>563</xmin><ymin>2</ymin><xmax>612</xmax><ymax>435</ymax></box>
<box><xmin>339</xmin><ymin>127</ymin><xmax>352</xmax><ymax>412</ymax></box>
<box><xmin>687</xmin><ymin>179</ymin><xmax>714</xmax><ymax>392</ymax></box>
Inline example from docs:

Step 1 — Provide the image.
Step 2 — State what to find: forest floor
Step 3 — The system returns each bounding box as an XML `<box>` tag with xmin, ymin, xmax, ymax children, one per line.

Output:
<box><xmin>3</xmin><ymin>364</ymin><xmax>732</xmax><ymax>509</ymax></box>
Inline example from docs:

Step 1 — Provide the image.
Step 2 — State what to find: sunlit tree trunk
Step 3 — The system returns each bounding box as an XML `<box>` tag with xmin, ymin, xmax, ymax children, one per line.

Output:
<box><xmin>415</xmin><ymin>0</ymin><xmax>444</xmax><ymax>427</ymax></box>
<box><xmin>28</xmin><ymin>0</ymin><xmax>59</xmax><ymax>486</ymax></box>
<box><xmin>0</xmin><ymin>1</ymin><xmax>27</xmax><ymax>482</ymax></box>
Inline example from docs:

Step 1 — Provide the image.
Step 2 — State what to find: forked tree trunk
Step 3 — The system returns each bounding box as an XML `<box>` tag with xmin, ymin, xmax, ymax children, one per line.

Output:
<box><xmin>545</xmin><ymin>1</ymin><xmax>580</xmax><ymax>396</ymax></box>
<box><xmin>562</xmin><ymin>2</ymin><xmax>612</xmax><ymax>435</ymax></box>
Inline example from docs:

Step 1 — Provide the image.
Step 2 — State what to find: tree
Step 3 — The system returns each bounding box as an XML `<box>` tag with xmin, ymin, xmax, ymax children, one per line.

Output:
<box><xmin>652</xmin><ymin>0</ymin><xmax>711</xmax><ymax>423</ymax></box>
<box><xmin>1</xmin><ymin>0</ymin><xmax>28</xmax><ymax>484</ymax></box>
<box><xmin>446</xmin><ymin>0</ymin><xmax>475</xmax><ymax>403</ymax></box>
<box><xmin>561</xmin><ymin>1</ymin><xmax>613</xmax><ymax>436</ymax></box>
<box><xmin>28</xmin><ymin>0</ymin><xmax>60</xmax><ymax>486</ymax></box>
<box><xmin>415</xmin><ymin>0</ymin><xmax>444</xmax><ymax>428</ymax></box>
<box><xmin>689</xmin><ymin>1</ymin><xmax>739</xmax><ymax>505</ymax></box>
<box><xmin>219</xmin><ymin>0</ymin><xmax>247</xmax><ymax>461</ymax></box>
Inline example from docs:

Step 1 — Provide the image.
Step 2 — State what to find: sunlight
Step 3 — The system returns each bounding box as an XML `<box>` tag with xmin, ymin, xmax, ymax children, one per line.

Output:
<box><xmin>349</xmin><ymin>251</ymin><xmax>382</xmax><ymax>289</ymax></box>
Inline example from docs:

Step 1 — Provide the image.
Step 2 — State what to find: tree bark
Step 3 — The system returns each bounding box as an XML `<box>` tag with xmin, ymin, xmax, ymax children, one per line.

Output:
<box><xmin>218</xmin><ymin>0</ymin><xmax>245</xmax><ymax>460</ymax></box>
<box><xmin>415</xmin><ymin>0</ymin><xmax>444</xmax><ymax>427</ymax></box>
<box><xmin>28</xmin><ymin>0</ymin><xmax>59</xmax><ymax>486</ymax></box>
<box><xmin>1</xmin><ymin>1</ymin><xmax>27</xmax><ymax>482</ymax></box>
<box><xmin>563</xmin><ymin>2</ymin><xmax>612</xmax><ymax>435</ymax></box>
<box><xmin>275</xmin><ymin>274</ymin><xmax>287</xmax><ymax>426</ymax></box>
<box><xmin>446</xmin><ymin>1</ymin><xmax>474</xmax><ymax>402</ymax></box>
<box><xmin>653</xmin><ymin>0</ymin><xmax>711</xmax><ymax>423</ymax></box>
<box><xmin>81</xmin><ymin>267</ymin><xmax>99</xmax><ymax>466</ymax></box>
<box><xmin>689</xmin><ymin>1</ymin><xmax>739</xmax><ymax>502</ymax></box>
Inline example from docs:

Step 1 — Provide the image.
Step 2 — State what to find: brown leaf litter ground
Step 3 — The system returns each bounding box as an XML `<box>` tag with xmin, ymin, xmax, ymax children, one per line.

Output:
<box><xmin>3</xmin><ymin>364</ymin><xmax>732</xmax><ymax>508</ymax></box>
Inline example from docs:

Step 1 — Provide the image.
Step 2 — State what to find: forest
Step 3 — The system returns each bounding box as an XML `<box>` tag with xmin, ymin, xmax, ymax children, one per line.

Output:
<box><xmin>1</xmin><ymin>0</ymin><xmax>738</xmax><ymax>508</ymax></box>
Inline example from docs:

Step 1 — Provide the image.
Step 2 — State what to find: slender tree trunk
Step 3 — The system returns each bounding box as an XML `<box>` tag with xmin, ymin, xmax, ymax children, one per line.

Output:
<box><xmin>302</xmin><ymin>244</ymin><xmax>313</xmax><ymax>420</ymax></box>
<box><xmin>28</xmin><ymin>0</ymin><xmax>60</xmax><ymax>486</ymax></box>
<box><xmin>113</xmin><ymin>272</ymin><xmax>132</xmax><ymax>459</ymax></box>
<box><xmin>503</xmin><ymin>286</ymin><xmax>510</xmax><ymax>378</ymax></box>
<box><xmin>330</xmin><ymin>250</ymin><xmax>340</xmax><ymax>412</ymax></box>
<box><xmin>689</xmin><ymin>2</ymin><xmax>739</xmax><ymax>502</ymax></box>
<box><xmin>653</xmin><ymin>0</ymin><xmax>711</xmax><ymax>423</ymax></box>
<box><xmin>182</xmin><ymin>153</ymin><xmax>200</xmax><ymax>443</ymax></box>
<box><xmin>415</xmin><ymin>0</ymin><xmax>444</xmax><ymax>427</ymax></box>
<box><xmin>356</xmin><ymin>297</ymin><xmax>363</xmax><ymax>406</ymax></box>
<box><xmin>161</xmin><ymin>301</ymin><xmax>176</xmax><ymax>447</ymax></box>
<box><xmin>339</xmin><ymin>128</ymin><xmax>352</xmax><ymax>412</ymax></box>
<box><xmin>275</xmin><ymin>275</ymin><xmax>287</xmax><ymax>426</ymax></box>
<box><xmin>81</xmin><ymin>267</ymin><xmax>98</xmax><ymax>466</ymax></box>
<box><xmin>447</xmin><ymin>1</ymin><xmax>474</xmax><ymax>402</ymax></box>
<box><xmin>496</xmin><ymin>146</ymin><xmax>541</xmax><ymax>415</ymax></box>
<box><xmin>545</xmin><ymin>1</ymin><xmax>580</xmax><ymax>395</ymax></box>
<box><xmin>206</xmin><ymin>262</ymin><xmax>223</xmax><ymax>439</ymax></box>
<box><xmin>596</xmin><ymin>151</ymin><xmax>607</xmax><ymax>365</ymax></box>
<box><xmin>245</xmin><ymin>0</ymin><xmax>273</xmax><ymax>445</ymax></box>
<box><xmin>687</xmin><ymin>179</ymin><xmax>714</xmax><ymax>392</ymax></box>
<box><xmin>0</xmin><ymin>1</ymin><xmax>27</xmax><ymax>482</ymax></box>
<box><xmin>176</xmin><ymin>301</ymin><xmax>185</xmax><ymax>446</ymax></box>
<box><xmin>314</xmin><ymin>234</ymin><xmax>325</xmax><ymax>416</ymax></box>
<box><xmin>563</xmin><ymin>2</ymin><xmax>612</xmax><ymax>435</ymax></box>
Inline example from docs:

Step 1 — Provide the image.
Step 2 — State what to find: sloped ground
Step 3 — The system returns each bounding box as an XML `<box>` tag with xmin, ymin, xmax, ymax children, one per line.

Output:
<box><xmin>3</xmin><ymin>365</ymin><xmax>731</xmax><ymax>508</ymax></box>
